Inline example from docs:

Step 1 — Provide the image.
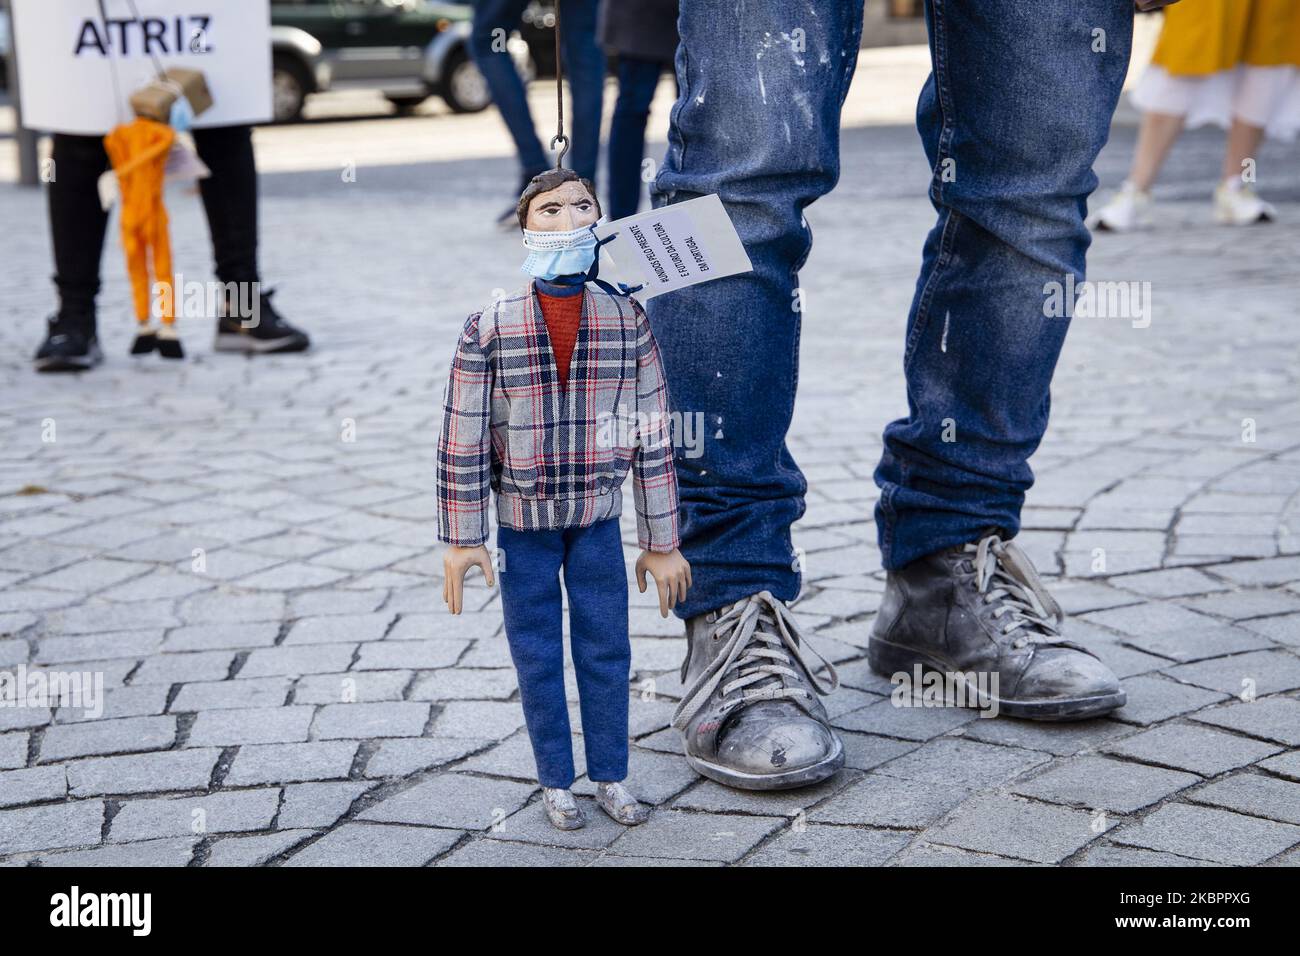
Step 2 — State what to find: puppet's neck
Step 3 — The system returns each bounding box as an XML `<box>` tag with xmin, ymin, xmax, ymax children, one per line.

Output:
<box><xmin>535</xmin><ymin>274</ymin><xmax>586</xmax><ymax>298</ymax></box>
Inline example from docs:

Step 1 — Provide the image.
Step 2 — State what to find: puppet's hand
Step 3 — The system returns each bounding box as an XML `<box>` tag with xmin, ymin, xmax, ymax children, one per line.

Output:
<box><xmin>443</xmin><ymin>545</ymin><xmax>496</xmax><ymax>615</ymax></box>
<box><xmin>635</xmin><ymin>549</ymin><xmax>692</xmax><ymax>618</ymax></box>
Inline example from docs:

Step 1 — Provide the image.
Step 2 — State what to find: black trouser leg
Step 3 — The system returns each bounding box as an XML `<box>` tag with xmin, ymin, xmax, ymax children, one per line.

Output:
<box><xmin>192</xmin><ymin>125</ymin><xmax>259</xmax><ymax>285</ymax></box>
<box><xmin>48</xmin><ymin>134</ymin><xmax>111</xmax><ymax>328</ymax></box>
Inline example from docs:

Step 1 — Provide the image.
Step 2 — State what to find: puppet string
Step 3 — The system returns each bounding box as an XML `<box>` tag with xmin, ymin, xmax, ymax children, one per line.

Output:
<box><xmin>550</xmin><ymin>3</ymin><xmax>569</xmax><ymax>168</ymax></box>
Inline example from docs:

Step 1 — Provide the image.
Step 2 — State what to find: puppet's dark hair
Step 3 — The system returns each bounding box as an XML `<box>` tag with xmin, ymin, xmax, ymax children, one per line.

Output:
<box><xmin>516</xmin><ymin>168</ymin><xmax>601</xmax><ymax>231</ymax></box>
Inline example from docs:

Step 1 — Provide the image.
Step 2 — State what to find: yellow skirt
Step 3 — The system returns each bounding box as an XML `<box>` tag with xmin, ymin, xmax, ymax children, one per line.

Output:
<box><xmin>1151</xmin><ymin>0</ymin><xmax>1300</xmax><ymax>75</ymax></box>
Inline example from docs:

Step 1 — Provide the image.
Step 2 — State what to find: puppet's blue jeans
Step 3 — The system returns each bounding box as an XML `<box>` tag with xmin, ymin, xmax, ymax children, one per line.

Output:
<box><xmin>497</xmin><ymin>518</ymin><xmax>630</xmax><ymax>789</ymax></box>
<box><xmin>646</xmin><ymin>0</ymin><xmax>1133</xmax><ymax>618</ymax></box>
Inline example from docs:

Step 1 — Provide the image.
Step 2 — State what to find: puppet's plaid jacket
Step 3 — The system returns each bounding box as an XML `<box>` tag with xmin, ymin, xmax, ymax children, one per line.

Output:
<box><xmin>436</xmin><ymin>281</ymin><xmax>681</xmax><ymax>553</ymax></box>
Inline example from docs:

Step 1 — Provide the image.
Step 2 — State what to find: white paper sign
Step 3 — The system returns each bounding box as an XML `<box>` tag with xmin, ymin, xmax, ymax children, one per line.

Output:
<box><xmin>12</xmin><ymin>0</ymin><xmax>272</xmax><ymax>135</ymax></box>
<box><xmin>592</xmin><ymin>194</ymin><xmax>753</xmax><ymax>299</ymax></box>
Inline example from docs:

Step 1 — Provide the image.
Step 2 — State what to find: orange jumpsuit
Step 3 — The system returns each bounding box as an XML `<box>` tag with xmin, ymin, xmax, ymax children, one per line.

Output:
<box><xmin>103</xmin><ymin>118</ymin><xmax>176</xmax><ymax>327</ymax></box>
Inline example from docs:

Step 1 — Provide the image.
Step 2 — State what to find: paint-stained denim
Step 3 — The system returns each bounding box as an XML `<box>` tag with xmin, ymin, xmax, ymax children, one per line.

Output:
<box><xmin>646</xmin><ymin>0</ymin><xmax>1133</xmax><ymax>616</ymax></box>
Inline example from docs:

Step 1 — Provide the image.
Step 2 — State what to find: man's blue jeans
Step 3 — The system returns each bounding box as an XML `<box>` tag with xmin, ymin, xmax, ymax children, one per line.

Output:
<box><xmin>647</xmin><ymin>0</ymin><xmax>1133</xmax><ymax>618</ymax></box>
<box><xmin>468</xmin><ymin>0</ymin><xmax>606</xmax><ymax>182</ymax></box>
<box><xmin>607</xmin><ymin>56</ymin><xmax>671</xmax><ymax>220</ymax></box>
<box><xmin>497</xmin><ymin>518</ymin><xmax>630</xmax><ymax>789</ymax></box>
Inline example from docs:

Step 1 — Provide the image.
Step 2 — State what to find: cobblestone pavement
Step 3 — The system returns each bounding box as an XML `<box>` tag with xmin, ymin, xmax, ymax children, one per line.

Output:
<box><xmin>1</xmin><ymin>92</ymin><xmax>1299</xmax><ymax>865</ymax></box>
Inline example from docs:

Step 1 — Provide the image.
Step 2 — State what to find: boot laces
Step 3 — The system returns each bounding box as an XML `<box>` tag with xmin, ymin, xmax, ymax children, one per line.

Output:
<box><xmin>967</xmin><ymin>535</ymin><xmax>1065</xmax><ymax>650</ymax></box>
<box><xmin>672</xmin><ymin>591</ymin><xmax>837</xmax><ymax>730</ymax></box>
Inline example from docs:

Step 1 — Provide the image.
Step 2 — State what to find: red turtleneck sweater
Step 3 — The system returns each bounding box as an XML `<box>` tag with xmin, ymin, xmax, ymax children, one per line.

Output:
<box><xmin>537</xmin><ymin>290</ymin><xmax>583</xmax><ymax>390</ymax></box>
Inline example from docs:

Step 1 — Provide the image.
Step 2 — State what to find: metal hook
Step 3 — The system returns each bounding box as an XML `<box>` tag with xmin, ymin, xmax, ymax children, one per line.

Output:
<box><xmin>550</xmin><ymin>134</ymin><xmax>570</xmax><ymax>169</ymax></box>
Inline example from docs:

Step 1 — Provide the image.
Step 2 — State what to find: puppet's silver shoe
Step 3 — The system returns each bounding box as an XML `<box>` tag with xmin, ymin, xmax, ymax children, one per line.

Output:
<box><xmin>594</xmin><ymin>782</ymin><xmax>649</xmax><ymax>826</ymax></box>
<box><xmin>541</xmin><ymin>787</ymin><xmax>586</xmax><ymax>830</ymax></box>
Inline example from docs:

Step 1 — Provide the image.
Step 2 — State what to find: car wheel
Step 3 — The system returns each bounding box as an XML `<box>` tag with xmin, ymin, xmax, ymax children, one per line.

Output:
<box><xmin>272</xmin><ymin>52</ymin><xmax>312</xmax><ymax>123</ymax></box>
<box><xmin>439</xmin><ymin>46</ymin><xmax>490</xmax><ymax>114</ymax></box>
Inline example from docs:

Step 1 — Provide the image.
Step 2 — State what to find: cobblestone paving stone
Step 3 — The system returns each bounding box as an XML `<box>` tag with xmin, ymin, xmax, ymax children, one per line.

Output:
<box><xmin>0</xmin><ymin>102</ymin><xmax>1298</xmax><ymax>866</ymax></box>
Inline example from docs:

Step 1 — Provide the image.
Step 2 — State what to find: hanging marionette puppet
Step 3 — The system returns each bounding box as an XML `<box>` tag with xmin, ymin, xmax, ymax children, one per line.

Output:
<box><xmin>104</xmin><ymin>66</ymin><xmax>212</xmax><ymax>360</ymax></box>
<box><xmin>436</xmin><ymin>166</ymin><xmax>692</xmax><ymax>831</ymax></box>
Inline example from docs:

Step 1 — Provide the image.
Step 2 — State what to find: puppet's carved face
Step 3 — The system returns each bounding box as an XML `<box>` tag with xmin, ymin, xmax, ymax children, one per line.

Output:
<box><xmin>524</xmin><ymin>181</ymin><xmax>600</xmax><ymax>233</ymax></box>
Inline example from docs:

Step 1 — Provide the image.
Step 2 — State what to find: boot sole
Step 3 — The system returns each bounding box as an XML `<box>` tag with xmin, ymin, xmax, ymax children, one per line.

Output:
<box><xmin>1214</xmin><ymin>210</ymin><xmax>1275</xmax><ymax>226</ymax></box>
<box><xmin>35</xmin><ymin>356</ymin><xmax>97</xmax><ymax>372</ymax></box>
<box><xmin>867</xmin><ymin>637</ymin><xmax>1125</xmax><ymax>722</ymax></box>
<box><xmin>683</xmin><ymin>737</ymin><xmax>844</xmax><ymax>792</ymax></box>
<box><xmin>214</xmin><ymin>333</ymin><xmax>309</xmax><ymax>354</ymax></box>
<box><xmin>34</xmin><ymin>343</ymin><xmax>103</xmax><ymax>373</ymax></box>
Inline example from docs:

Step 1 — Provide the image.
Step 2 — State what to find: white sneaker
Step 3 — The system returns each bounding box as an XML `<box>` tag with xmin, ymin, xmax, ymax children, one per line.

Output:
<box><xmin>1213</xmin><ymin>181</ymin><xmax>1277</xmax><ymax>226</ymax></box>
<box><xmin>1086</xmin><ymin>181</ymin><xmax>1153</xmax><ymax>233</ymax></box>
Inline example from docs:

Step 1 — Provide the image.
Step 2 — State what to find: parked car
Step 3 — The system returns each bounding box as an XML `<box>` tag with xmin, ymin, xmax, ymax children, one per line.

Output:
<box><xmin>270</xmin><ymin>0</ymin><xmax>534</xmax><ymax>122</ymax></box>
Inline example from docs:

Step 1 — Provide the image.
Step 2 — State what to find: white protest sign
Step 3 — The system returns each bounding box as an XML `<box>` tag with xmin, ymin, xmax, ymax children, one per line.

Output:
<box><xmin>12</xmin><ymin>0</ymin><xmax>272</xmax><ymax>135</ymax></box>
<box><xmin>592</xmin><ymin>194</ymin><xmax>753</xmax><ymax>299</ymax></box>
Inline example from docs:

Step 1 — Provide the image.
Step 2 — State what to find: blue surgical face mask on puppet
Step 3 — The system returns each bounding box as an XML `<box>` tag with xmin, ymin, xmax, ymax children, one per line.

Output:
<box><xmin>520</xmin><ymin>222</ymin><xmax>604</xmax><ymax>280</ymax></box>
<box><xmin>169</xmin><ymin>93</ymin><xmax>195</xmax><ymax>132</ymax></box>
<box><xmin>158</xmin><ymin>77</ymin><xmax>194</xmax><ymax>133</ymax></box>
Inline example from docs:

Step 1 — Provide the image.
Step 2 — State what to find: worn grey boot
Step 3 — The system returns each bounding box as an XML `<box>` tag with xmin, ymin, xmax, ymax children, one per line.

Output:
<box><xmin>868</xmin><ymin>533</ymin><xmax>1125</xmax><ymax>721</ymax></box>
<box><xmin>594</xmin><ymin>781</ymin><xmax>650</xmax><ymax>825</ymax></box>
<box><xmin>541</xmin><ymin>787</ymin><xmax>586</xmax><ymax>830</ymax></box>
<box><xmin>673</xmin><ymin>591</ymin><xmax>843</xmax><ymax>791</ymax></box>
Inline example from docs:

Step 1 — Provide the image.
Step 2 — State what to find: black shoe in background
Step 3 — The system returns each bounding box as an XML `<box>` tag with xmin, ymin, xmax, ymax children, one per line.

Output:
<box><xmin>156</xmin><ymin>324</ymin><xmax>185</xmax><ymax>360</ymax></box>
<box><xmin>34</xmin><ymin>313</ymin><xmax>103</xmax><ymax>373</ymax></box>
<box><xmin>130</xmin><ymin>328</ymin><xmax>159</xmax><ymax>355</ymax></box>
<box><xmin>214</xmin><ymin>289</ymin><xmax>310</xmax><ymax>354</ymax></box>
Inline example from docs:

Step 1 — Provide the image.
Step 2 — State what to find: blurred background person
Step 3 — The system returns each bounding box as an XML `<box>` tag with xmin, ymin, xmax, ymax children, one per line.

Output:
<box><xmin>1089</xmin><ymin>0</ymin><xmax>1300</xmax><ymax>232</ymax></box>
<box><xmin>598</xmin><ymin>0</ymin><xmax>678</xmax><ymax>220</ymax></box>
<box><xmin>469</xmin><ymin>0</ymin><xmax>606</xmax><ymax>227</ymax></box>
<box><xmin>35</xmin><ymin>125</ymin><xmax>311</xmax><ymax>372</ymax></box>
